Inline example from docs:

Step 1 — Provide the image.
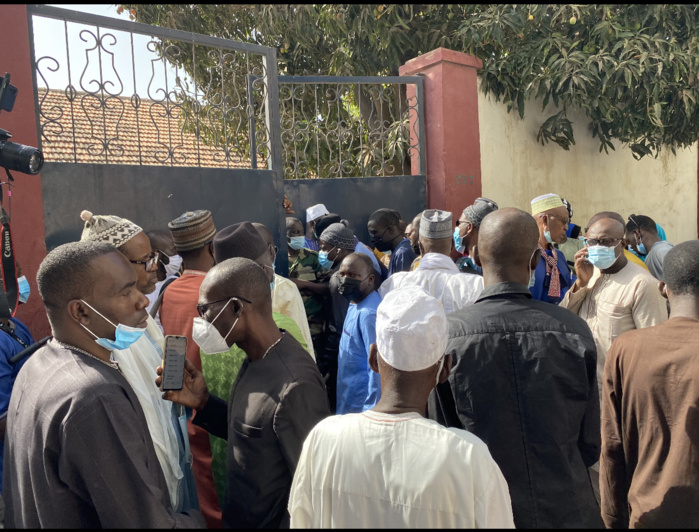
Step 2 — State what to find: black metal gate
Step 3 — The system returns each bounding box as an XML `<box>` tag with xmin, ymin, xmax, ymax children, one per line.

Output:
<box><xmin>29</xmin><ymin>5</ymin><xmax>427</xmax><ymax>274</ymax></box>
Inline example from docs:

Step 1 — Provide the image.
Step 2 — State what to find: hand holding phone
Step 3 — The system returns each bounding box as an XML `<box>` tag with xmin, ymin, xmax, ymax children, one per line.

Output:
<box><xmin>573</xmin><ymin>246</ymin><xmax>594</xmax><ymax>289</ymax></box>
<box><xmin>161</xmin><ymin>335</ymin><xmax>187</xmax><ymax>391</ymax></box>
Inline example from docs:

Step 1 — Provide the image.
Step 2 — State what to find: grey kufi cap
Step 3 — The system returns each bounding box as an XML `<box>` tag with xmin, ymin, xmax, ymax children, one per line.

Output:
<box><xmin>419</xmin><ymin>209</ymin><xmax>453</xmax><ymax>239</ymax></box>
<box><xmin>463</xmin><ymin>197</ymin><xmax>499</xmax><ymax>228</ymax></box>
<box><xmin>320</xmin><ymin>222</ymin><xmax>355</xmax><ymax>251</ymax></box>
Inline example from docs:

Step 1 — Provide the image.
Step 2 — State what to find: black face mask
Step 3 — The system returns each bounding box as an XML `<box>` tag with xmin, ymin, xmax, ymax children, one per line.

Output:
<box><xmin>338</xmin><ymin>276</ymin><xmax>369</xmax><ymax>302</ymax></box>
<box><xmin>412</xmin><ymin>241</ymin><xmax>421</xmax><ymax>255</ymax></box>
<box><xmin>371</xmin><ymin>228</ymin><xmax>392</xmax><ymax>252</ymax></box>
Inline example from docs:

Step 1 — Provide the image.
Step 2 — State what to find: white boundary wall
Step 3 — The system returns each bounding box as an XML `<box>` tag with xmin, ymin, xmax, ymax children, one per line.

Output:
<box><xmin>478</xmin><ymin>87</ymin><xmax>698</xmax><ymax>244</ymax></box>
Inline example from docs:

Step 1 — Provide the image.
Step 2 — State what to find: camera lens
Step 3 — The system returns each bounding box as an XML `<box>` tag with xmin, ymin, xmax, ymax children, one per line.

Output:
<box><xmin>0</xmin><ymin>141</ymin><xmax>44</xmax><ymax>175</ymax></box>
<box><xmin>27</xmin><ymin>150</ymin><xmax>43</xmax><ymax>174</ymax></box>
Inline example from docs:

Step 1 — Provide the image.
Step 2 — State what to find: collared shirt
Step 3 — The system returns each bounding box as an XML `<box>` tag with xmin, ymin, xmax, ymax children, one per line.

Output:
<box><xmin>288</xmin><ymin>410</ymin><xmax>515</xmax><ymax>529</ymax></box>
<box><xmin>273</xmin><ymin>274</ymin><xmax>315</xmax><ymax>360</ymax></box>
<box><xmin>430</xmin><ymin>282</ymin><xmax>602</xmax><ymax>528</ymax></box>
<box><xmin>379</xmin><ymin>253</ymin><xmax>483</xmax><ymax>314</ymax></box>
<box><xmin>337</xmin><ymin>291</ymin><xmax>382</xmax><ymax>414</ymax></box>
<box><xmin>560</xmin><ymin>260</ymin><xmax>668</xmax><ymax>402</ymax></box>
<box><xmin>193</xmin><ymin>333</ymin><xmax>330</xmax><ymax>529</ymax></box>
<box><xmin>601</xmin><ymin>317</ymin><xmax>699</xmax><ymax>528</ymax></box>
<box><xmin>388</xmin><ymin>238</ymin><xmax>417</xmax><ymax>277</ymax></box>
<box><xmin>645</xmin><ymin>240</ymin><xmax>674</xmax><ymax>281</ymax></box>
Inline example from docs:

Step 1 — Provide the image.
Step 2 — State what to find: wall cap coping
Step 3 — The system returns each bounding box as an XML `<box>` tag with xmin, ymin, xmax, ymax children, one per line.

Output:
<box><xmin>399</xmin><ymin>47</ymin><xmax>483</xmax><ymax>75</ymax></box>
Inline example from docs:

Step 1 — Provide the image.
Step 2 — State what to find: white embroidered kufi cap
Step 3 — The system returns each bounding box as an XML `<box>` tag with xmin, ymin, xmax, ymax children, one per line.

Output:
<box><xmin>376</xmin><ymin>286</ymin><xmax>448</xmax><ymax>372</ymax></box>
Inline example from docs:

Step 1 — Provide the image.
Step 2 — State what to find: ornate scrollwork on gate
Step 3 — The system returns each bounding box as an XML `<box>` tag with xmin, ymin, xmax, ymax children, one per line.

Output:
<box><xmin>31</xmin><ymin>6</ymin><xmax>275</xmax><ymax>169</ymax></box>
<box><xmin>278</xmin><ymin>77</ymin><xmax>422</xmax><ymax>179</ymax></box>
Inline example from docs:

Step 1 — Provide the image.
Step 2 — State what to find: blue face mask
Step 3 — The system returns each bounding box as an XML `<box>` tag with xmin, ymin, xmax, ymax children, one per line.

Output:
<box><xmin>637</xmin><ymin>242</ymin><xmax>647</xmax><ymax>255</ymax></box>
<box><xmin>79</xmin><ymin>299</ymin><xmax>147</xmax><ymax>352</ymax></box>
<box><xmin>288</xmin><ymin>236</ymin><xmax>305</xmax><ymax>250</ymax></box>
<box><xmin>318</xmin><ymin>247</ymin><xmax>336</xmax><ymax>270</ymax></box>
<box><xmin>453</xmin><ymin>228</ymin><xmax>465</xmax><ymax>254</ymax></box>
<box><xmin>587</xmin><ymin>244</ymin><xmax>620</xmax><ymax>270</ymax></box>
<box><xmin>544</xmin><ymin>229</ymin><xmax>554</xmax><ymax>244</ymax></box>
<box><xmin>17</xmin><ymin>276</ymin><xmax>30</xmax><ymax>303</ymax></box>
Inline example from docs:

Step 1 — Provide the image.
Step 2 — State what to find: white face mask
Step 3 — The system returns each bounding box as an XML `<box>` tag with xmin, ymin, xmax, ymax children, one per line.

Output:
<box><xmin>164</xmin><ymin>254</ymin><xmax>183</xmax><ymax>277</ymax></box>
<box><xmin>192</xmin><ymin>298</ymin><xmax>239</xmax><ymax>355</ymax></box>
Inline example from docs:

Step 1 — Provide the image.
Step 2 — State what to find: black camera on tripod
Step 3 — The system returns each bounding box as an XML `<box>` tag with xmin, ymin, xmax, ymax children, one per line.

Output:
<box><xmin>0</xmin><ymin>72</ymin><xmax>43</xmax><ymax>175</ymax></box>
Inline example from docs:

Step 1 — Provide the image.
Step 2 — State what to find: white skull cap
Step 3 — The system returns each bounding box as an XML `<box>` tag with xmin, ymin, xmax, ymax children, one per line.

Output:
<box><xmin>306</xmin><ymin>203</ymin><xmax>330</xmax><ymax>223</ymax></box>
<box><xmin>376</xmin><ymin>286</ymin><xmax>448</xmax><ymax>372</ymax></box>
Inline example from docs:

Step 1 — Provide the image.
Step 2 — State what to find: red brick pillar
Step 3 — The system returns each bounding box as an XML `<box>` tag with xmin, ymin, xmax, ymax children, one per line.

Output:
<box><xmin>400</xmin><ymin>48</ymin><xmax>483</xmax><ymax>218</ymax></box>
<box><xmin>0</xmin><ymin>5</ymin><xmax>50</xmax><ymax>338</ymax></box>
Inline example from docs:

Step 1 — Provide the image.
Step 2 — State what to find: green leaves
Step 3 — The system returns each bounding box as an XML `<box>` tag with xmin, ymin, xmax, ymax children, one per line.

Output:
<box><xmin>455</xmin><ymin>4</ymin><xmax>699</xmax><ymax>158</ymax></box>
<box><xmin>119</xmin><ymin>3</ymin><xmax>699</xmax><ymax>159</ymax></box>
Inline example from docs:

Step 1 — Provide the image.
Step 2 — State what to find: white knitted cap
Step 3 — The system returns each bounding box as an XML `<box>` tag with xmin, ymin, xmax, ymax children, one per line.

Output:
<box><xmin>376</xmin><ymin>286</ymin><xmax>448</xmax><ymax>372</ymax></box>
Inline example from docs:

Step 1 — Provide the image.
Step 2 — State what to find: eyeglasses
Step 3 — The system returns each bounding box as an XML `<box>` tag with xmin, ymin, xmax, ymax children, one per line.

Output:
<box><xmin>549</xmin><ymin>214</ymin><xmax>570</xmax><ymax>226</ymax></box>
<box><xmin>196</xmin><ymin>296</ymin><xmax>253</xmax><ymax>318</ymax></box>
<box><xmin>129</xmin><ymin>250</ymin><xmax>160</xmax><ymax>271</ymax></box>
<box><xmin>584</xmin><ymin>237</ymin><xmax>622</xmax><ymax>247</ymax></box>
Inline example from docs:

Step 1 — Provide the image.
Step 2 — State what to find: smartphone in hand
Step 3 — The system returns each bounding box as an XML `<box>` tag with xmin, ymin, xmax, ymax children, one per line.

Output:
<box><xmin>161</xmin><ymin>335</ymin><xmax>187</xmax><ymax>391</ymax></box>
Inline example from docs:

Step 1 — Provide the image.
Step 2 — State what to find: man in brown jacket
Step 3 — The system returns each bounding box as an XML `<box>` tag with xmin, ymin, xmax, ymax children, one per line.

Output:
<box><xmin>601</xmin><ymin>239</ymin><xmax>699</xmax><ymax>528</ymax></box>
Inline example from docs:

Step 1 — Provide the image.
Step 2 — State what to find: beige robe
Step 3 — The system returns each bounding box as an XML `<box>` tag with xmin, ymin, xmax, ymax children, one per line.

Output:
<box><xmin>560</xmin><ymin>260</ymin><xmax>668</xmax><ymax>397</ymax></box>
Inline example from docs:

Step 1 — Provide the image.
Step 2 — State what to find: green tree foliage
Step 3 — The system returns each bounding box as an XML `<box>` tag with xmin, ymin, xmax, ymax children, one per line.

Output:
<box><xmin>119</xmin><ymin>4</ymin><xmax>699</xmax><ymax>159</ymax></box>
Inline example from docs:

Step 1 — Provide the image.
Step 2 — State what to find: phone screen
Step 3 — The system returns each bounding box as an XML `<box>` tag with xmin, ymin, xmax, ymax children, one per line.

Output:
<box><xmin>161</xmin><ymin>335</ymin><xmax>187</xmax><ymax>391</ymax></box>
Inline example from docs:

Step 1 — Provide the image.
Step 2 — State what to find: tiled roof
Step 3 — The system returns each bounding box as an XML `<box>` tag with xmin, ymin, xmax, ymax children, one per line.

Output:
<box><xmin>38</xmin><ymin>89</ymin><xmax>255</xmax><ymax>169</ymax></box>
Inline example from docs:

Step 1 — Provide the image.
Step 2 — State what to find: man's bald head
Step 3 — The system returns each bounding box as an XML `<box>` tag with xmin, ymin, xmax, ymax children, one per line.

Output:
<box><xmin>586</xmin><ymin>217</ymin><xmax>626</xmax><ymax>240</ymax></box>
<box><xmin>585</xmin><ymin>211</ymin><xmax>625</xmax><ymax>233</ymax></box>
<box><xmin>201</xmin><ymin>257</ymin><xmax>272</xmax><ymax>312</ymax></box>
<box><xmin>341</xmin><ymin>253</ymin><xmax>374</xmax><ymax>278</ymax></box>
<box><xmin>478</xmin><ymin>208</ymin><xmax>539</xmax><ymax>273</ymax></box>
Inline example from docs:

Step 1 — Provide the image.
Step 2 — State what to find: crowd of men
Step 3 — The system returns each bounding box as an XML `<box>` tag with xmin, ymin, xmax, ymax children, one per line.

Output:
<box><xmin>0</xmin><ymin>191</ymin><xmax>698</xmax><ymax>529</ymax></box>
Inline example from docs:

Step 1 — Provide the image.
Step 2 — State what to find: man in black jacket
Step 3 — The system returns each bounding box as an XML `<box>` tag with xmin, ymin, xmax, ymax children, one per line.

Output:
<box><xmin>158</xmin><ymin>257</ymin><xmax>330</xmax><ymax>528</ymax></box>
<box><xmin>429</xmin><ymin>207</ymin><xmax>602</xmax><ymax>528</ymax></box>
